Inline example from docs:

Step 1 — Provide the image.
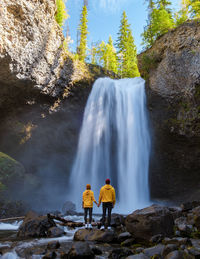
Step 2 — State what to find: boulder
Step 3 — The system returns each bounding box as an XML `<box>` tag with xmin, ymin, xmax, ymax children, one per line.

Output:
<box><xmin>74</xmin><ymin>229</ymin><xmax>117</xmax><ymax>243</ymax></box>
<box><xmin>162</xmin><ymin>244</ymin><xmax>178</xmax><ymax>258</ymax></box>
<box><xmin>150</xmin><ymin>234</ymin><xmax>164</xmax><ymax>244</ymax></box>
<box><xmin>42</xmin><ymin>251</ymin><xmax>57</xmax><ymax>259</ymax></box>
<box><xmin>163</xmin><ymin>237</ymin><xmax>191</xmax><ymax>246</ymax></box>
<box><xmin>62</xmin><ymin>201</ymin><xmax>76</xmax><ymax>215</ymax></box>
<box><xmin>89</xmin><ymin>245</ymin><xmax>102</xmax><ymax>255</ymax></box>
<box><xmin>47</xmin><ymin>226</ymin><xmax>65</xmax><ymax>238</ymax></box>
<box><xmin>47</xmin><ymin>241</ymin><xmax>60</xmax><ymax>250</ymax></box>
<box><xmin>121</xmin><ymin>238</ymin><xmax>135</xmax><ymax>247</ymax></box>
<box><xmin>108</xmin><ymin>248</ymin><xmax>132</xmax><ymax>259</ymax></box>
<box><xmin>118</xmin><ymin>232</ymin><xmax>132</xmax><ymax>243</ymax></box>
<box><xmin>164</xmin><ymin>250</ymin><xmax>194</xmax><ymax>259</ymax></box>
<box><xmin>125</xmin><ymin>205</ymin><xmax>174</xmax><ymax>242</ymax></box>
<box><xmin>68</xmin><ymin>242</ymin><xmax>94</xmax><ymax>259</ymax></box>
<box><xmin>126</xmin><ymin>254</ymin><xmax>149</xmax><ymax>259</ymax></box>
<box><xmin>17</xmin><ymin>211</ymin><xmax>56</xmax><ymax>238</ymax></box>
<box><xmin>111</xmin><ymin>213</ymin><xmax>125</xmax><ymax>227</ymax></box>
<box><xmin>181</xmin><ymin>201</ymin><xmax>200</xmax><ymax>212</ymax></box>
<box><xmin>143</xmin><ymin>244</ymin><xmax>165</xmax><ymax>258</ymax></box>
<box><xmin>175</xmin><ymin>217</ymin><xmax>193</xmax><ymax>237</ymax></box>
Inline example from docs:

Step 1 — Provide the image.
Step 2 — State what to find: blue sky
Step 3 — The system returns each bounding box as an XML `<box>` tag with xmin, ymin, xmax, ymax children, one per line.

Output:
<box><xmin>63</xmin><ymin>0</ymin><xmax>181</xmax><ymax>53</ymax></box>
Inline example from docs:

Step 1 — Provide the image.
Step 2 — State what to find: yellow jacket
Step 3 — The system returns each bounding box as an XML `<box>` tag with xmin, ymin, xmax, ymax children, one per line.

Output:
<box><xmin>82</xmin><ymin>190</ymin><xmax>96</xmax><ymax>208</ymax></box>
<box><xmin>99</xmin><ymin>184</ymin><xmax>116</xmax><ymax>206</ymax></box>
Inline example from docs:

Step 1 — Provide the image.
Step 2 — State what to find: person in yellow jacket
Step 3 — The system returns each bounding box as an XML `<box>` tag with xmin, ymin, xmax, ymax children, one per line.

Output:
<box><xmin>82</xmin><ymin>184</ymin><xmax>97</xmax><ymax>229</ymax></box>
<box><xmin>98</xmin><ymin>178</ymin><xmax>116</xmax><ymax>230</ymax></box>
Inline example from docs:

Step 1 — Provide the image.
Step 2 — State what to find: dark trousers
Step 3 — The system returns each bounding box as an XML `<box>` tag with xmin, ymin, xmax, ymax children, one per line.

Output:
<box><xmin>102</xmin><ymin>202</ymin><xmax>113</xmax><ymax>226</ymax></box>
<box><xmin>84</xmin><ymin>208</ymin><xmax>93</xmax><ymax>224</ymax></box>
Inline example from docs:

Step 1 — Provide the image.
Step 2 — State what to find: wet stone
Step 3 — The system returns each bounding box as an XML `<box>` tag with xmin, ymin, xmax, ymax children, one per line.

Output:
<box><xmin>126</xmin><ymin>253</ymin><xmax>149</xmax><ymax>259</ymax></box>
<box><xmin>143</xmin><ymin>244</ymin><xmax>165</xmax><ymax>258</ymax></box>
<box><xmin>162</xmin><ymin>244</ymin><xmax>178</xmax><ymax>257</ymax></box>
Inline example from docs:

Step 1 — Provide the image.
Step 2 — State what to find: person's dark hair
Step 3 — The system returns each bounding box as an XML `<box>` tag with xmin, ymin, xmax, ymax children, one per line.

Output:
<box><xmin>105</xmin><ymin>178</ymin><xmax>110</xmax><ymax>184</ymax></box>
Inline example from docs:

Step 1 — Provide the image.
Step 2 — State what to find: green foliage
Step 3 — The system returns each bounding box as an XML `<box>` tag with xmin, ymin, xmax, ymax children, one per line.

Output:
<box><xmin>142</xmin><ymin>0</ymin><xmax>175</xmax><ymax>48</ymax></box>
<box><xmin>175</xmin><ymin>0</ymin><xmax>189</xmax><ymax>26</ymax></box>
<box><xmin>96</xmin><ymin>36</ymin><xmax>118</xmax><ymax>74</ymax></box>
<box><xmin>55</xmin><ymin>0</ymin><xmax>68</xmax><ymax>27</ymax></box>
<box><xmin>188</xmin><ymin>0</ymin><xmax>200</xmax><ymax>19</ymax></box>
<box><xmin>116</xmin><ymin>11</ymin><xmax>140</xmax><ymax>78</ymax></box>
<box><xmin>91</xmin><ymin>45</ymin><xmax>98</xmax><ymax>65</ymax></box>
<box><xmin>0</xmin><ymin>152</ymin><xmax>25</xmax><ymax>186</ymax></box>
<box><xmin>77</xmin><ymin>5</ymin><xmax>88</xmax><ymax>62</ymax></box>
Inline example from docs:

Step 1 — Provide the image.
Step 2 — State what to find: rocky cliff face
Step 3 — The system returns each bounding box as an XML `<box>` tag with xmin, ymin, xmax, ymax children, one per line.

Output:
<box><xmin>138</xmin><ymin>20</ymin><xmax>200</xmax><ymax>202</ymax></box>
<box><xmin>0</xmin><ymin>0</ymin><xmax>96</xmax><ymax>209</ymax></box>
<box><xmin>0</xmin><ymin>0</ymin><xmax>90</xmax><ymax>116</ymax></box>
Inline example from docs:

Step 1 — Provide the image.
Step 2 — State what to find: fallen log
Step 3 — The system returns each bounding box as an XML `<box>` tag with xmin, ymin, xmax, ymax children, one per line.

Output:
<box><xmin>0</xmin><ymin>216</ymin><xmax>25</xmax><ymax>222</ymax></box>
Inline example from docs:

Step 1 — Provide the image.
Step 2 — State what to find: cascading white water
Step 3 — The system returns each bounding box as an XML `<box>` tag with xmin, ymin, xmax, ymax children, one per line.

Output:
<box><xmin>68</xmin><ymin>77</ymin><xmax>151</xmax><ymax>214</ymax></box>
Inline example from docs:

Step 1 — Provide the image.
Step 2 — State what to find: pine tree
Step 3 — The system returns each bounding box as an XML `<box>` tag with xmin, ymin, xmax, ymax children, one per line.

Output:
<box><xmin>141</xmin><ymin>0</ymin><xmax>175</xmax><ymax>49</ymax></box>
<box><xmin>107</xmin><ymin>36</ymin><xmax>118</xmax><ymax>74</ymax></box>
<box><xmin>77</xmin><ymin>5</ymin><xmax>88</xmax><ymax>62</ymax></box>
<box><xmin>175</xmin><ymin>0</ymin><xmax>189</xmax><ymax>26</ymax></box>
<box><xmin>55</xmin><ymin>0</ymin><xmax>68</xmax><ymax>27</ymax></box>
<box><xmin>188</xmin><ymin>0</ymin><xmax>200</xmax><ymax>18</ymax></box>
<box><xmin>116</xmin><ymin>11</ymin><xmax>140</xmax><ymax>78</ymax></box>
<box><xmin>91</xmin><ymin>45</ymin><xmax>98</xmax><ymax>65</ymax></box>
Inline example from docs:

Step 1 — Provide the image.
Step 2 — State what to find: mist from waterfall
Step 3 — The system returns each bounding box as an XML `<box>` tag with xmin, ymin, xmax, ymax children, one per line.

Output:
<box><xmin>68</xmin><ymin>77</ymin><xmax>151</xmax><ymax>214</ymax></box>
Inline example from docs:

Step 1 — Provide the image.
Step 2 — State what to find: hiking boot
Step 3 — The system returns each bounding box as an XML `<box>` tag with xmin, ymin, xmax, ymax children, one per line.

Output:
<box><xmin>88</xmin><ymin>224</ymin><xmax>92</xmax><ymax>229</ymax></box>
<box><xmin>85</xmin><ymin>224</ymin><xmax>88</xmax><ymax>229</ymax></box>
<box><xmin>107</xmin><ymin>226</ymin><xmax>111</xmax><ymax>230</ymax></box>
<box><xmin>100</xmin><ymin>225</ymin><xmax>105</xmax><ymax>230</ymax></box>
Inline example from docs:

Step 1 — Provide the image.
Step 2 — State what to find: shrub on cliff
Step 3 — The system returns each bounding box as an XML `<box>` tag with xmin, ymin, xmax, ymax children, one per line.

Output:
<box><xmin>55</xmin><ymin>0</ymin><xmax>68</xmax><ymax>27</ymax></box>
<box><xmin>0</xmin><ymin>152</ymin><xmax>25</xmax><ymax>197</ymax></box>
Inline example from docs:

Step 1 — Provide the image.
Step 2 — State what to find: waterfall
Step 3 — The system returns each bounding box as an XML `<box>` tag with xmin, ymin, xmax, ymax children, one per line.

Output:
<box><xmin>68</xmin><ymin>77</ymin><xmax>151</xmax><ymax>214</ymax></box>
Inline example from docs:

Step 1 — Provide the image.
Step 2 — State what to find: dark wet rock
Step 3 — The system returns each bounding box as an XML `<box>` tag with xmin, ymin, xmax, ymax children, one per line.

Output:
<box><xmin>175</xmin><ymin>217</ymin><xmax>193</xmax><ymax>237</ymax></box>
<box><xmin>164</xmin><ymin>250</ymin><xmax>194</xmax><ymax>259</ymax></box>
<box><xmin>135</xmin><ymin>247</ymin><xmax>144</xmax><ymax>254</ymax></box>
<box><xmin>90</xmin><ymin>245</ymin><xmax>102</xmax><ymax>255</ymax></box>
<box><xmin>17</xmin><ymin>211</ymin><xmax>56</xmax><ymax>238</ymax></box>
<box><xmin>163</xmin><ymin>237</ymin><xmax>192</xmax><ymax>246</ymax></box>
<box><xmin>16</xmin><ymin>244</ymin><xmax>47</xmax><ymax>258</ymax></box>
<box><xmin>47</xmin><ymin>226</ymin><xmax>65</xmax><ymax>237</ymax></box>
<box><xmin>125</xmin><ymin>204</ymin><xmax>174</xmax><ymax>242</ymax></box>
<box><xmin>188</xmin><ymin>247</ymin><xmax>200</xmax><ymax>258</ymax></box>
<box><xmin>121</xmin><ymin>238</ymin><xmax>135</xmax><ymax>247</ymax></box>
<box><xmin>150</xmin><ymin>234</ymin><xmax>164</xmax><ymax>244</ymax></box>
<box><xmin>169</xmin><ymin>207</ymin><xmax>183</xmax><ymax>221</ymax></box>
<box><xmin>118</xmin><ymin>232</ymin><xmax>132</xmax><ymax>243</ymax></box>
<box><xmin>108</xmin><ymin>248</ymin><xmax>133</xmax><ymax>259</ymax></box>
<box><xmin>62</xmin><ymin>201</ymin><xmax>76</xmax><ymax>215</ymax></box>
<box><xmin>181</xmin><ymin>201</ymin><xmax>200</xmax><ymax>212</ymax></box>
<box><xmin>74</xmin><ymin>229</ymin><xmax>117</xmax><ymax>243</ymax></box>
<box><xmin>162</xmin><ymin>244</ymin><xmax>178</xmax><ymax>257</ymax></box>
<box><xmin>175</xmin><ymin>217</ymin><xmax>188</xmax><ymax>226</ymax></box>
<box><xmin>192</xmin><ymin>206</ymin><xmax>200</xmax><ymax>216</ymax></box>
<box><xmin>68</xmin><ymin>242</ymin><xmax>94</xmax><ymax>259</ymax></box>
<box><xmin>47</xmin><ymin>241</ymin><xmax>60</xmax><ymax>250</ymax></box>
<box><xmin>42</xmin><ymin>251</ymin><xmax>57</xmax><ymax>259</ymax></box>
<box><xmin>180</xmin><ymin>244</ymin><xmax>186</xmax><ymax>250</ymax></box>
<box><xmin>126</xmin><ymin>253</ymin><xmax>149</xmax><ymax>259</ymax></box>
<box><xmin>187</xmin><ymin>213</ymin><xmax>195</xmax><ymax>225</ymax></box>
<box><xmin>111</xmin><ymin>213</ymin><xmax>125</xmax><ymax>227</ymax></box>
<box><xmin>143</xmin><ymin>244</ymin><xmax>165</xmax><ymax>258</ymax></box>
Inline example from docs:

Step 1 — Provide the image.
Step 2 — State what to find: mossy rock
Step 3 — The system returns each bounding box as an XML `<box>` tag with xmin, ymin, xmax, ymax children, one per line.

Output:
<box><xmin>0</xmin><ymin>152</ymin><xmax>25</xmax><ymax>186</ymax></box>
